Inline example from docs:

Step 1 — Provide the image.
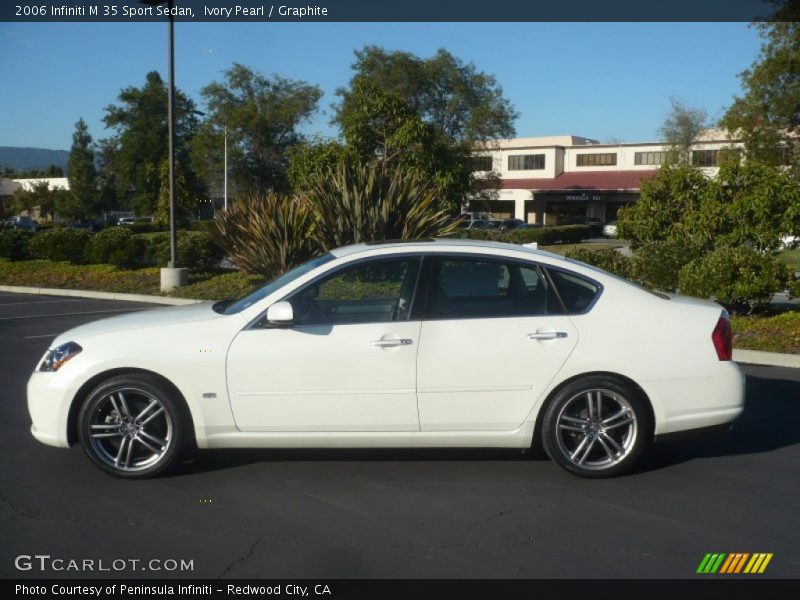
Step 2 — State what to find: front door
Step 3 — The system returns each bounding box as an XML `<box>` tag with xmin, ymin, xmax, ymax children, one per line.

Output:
<box><xmin>226</xmin><ymin>256</ymin><xmax>423</xmax><ymax>432</ymax></box>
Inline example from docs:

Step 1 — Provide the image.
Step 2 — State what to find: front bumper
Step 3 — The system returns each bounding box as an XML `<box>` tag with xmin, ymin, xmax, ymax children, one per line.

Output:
<box><xmin>27</xmin><ymin>370</ymin><xmax>74</xmax><ymax>448</ymax></box>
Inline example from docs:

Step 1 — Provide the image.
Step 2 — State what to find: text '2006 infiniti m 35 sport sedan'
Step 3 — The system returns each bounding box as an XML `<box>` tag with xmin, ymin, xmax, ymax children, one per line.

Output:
<box><xmin>27</xmin><ymin>239</ymin><xmax>744</xmax><ymax>478</ymax></box>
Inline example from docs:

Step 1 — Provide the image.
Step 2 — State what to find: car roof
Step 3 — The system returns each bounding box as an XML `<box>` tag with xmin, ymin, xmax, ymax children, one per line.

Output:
<box><xmin>329</xmin><ymin>238</ymin><xmax>568</xmax><ymax>263</ymax></box>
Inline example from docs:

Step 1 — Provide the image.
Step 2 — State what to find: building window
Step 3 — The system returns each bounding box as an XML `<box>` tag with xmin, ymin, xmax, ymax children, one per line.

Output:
<box><xmin>634</xmin><ymin>151</ymin><xmax>668</xmax><ymax>166</ymax></box>
<box><xmin>576</xmin><ymin>153</ymin><xmax>617</xmax><ymax>167</ymax></box>
<box><xmin>508</xmin><ymin>154</ymin><xmax>545</xmax><ymax>171</ymax></box>
<box><xmin>692</xmin><ymin>150</ymin><xmax>718</xmax><ymax>167</ymax></box>
<box><xmin>778</xmin><ymin>143</ymin><xmax>797</xmax><ymax>166</ymax></box>
<box><xmin>471</xmin><ymin>156</ymin><xmax>494</xmax><ymax>172</ymax></box>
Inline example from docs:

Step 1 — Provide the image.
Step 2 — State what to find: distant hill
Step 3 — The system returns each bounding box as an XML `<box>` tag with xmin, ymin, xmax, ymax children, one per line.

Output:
<box><xmin>0</xmin><ymin>147</ymin><xmax>69</xmax><ymax>173</ymax></box>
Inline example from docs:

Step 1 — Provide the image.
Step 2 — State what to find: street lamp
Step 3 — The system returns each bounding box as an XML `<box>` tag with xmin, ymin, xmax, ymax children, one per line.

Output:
<box><xmin>140</xmin><ymin>0</ymin><xmax>186</xmax><ymax>291</ymax></box>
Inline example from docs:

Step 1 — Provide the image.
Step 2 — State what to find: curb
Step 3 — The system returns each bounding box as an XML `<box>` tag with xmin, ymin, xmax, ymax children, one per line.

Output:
<box><xmin>734</xmin><ymin>349</ymin><xmax>800</xmax><ymax>369</ymax></box>
<box><xmin>0</xmin><ymin>285</ymin><xmax>202</xmax><ymax>306</ymax></box>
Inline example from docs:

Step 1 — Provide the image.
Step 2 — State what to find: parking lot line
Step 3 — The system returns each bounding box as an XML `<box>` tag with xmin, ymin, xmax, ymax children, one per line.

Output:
<box><xmin>23</xmin><ymin>334</ymin><xmax>59</xmax><ymax>339</ymax></box>
<box><xmin>0</xmin><ymin>308</ymin><xmax>147</xmax><ymax>321</ymax></box>
<box><xmin>0</xmin><ymin>299</ymin><xmax>83</xmax><ymax>307</ymax></box>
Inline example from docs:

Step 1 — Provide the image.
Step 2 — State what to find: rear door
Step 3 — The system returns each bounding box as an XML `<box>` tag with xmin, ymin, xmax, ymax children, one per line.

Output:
<box><xmin>416</xmin><ymin>255</ymin><xmax>579</xmax><ymax>431</ymax></box>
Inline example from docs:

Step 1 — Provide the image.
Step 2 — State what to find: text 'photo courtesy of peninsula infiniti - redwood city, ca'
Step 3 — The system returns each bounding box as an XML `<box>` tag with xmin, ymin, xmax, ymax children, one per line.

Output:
<box><xmin>27</xmin><ymin>239</ymin><xmax>744</xmax><ymax>479</ymax></box>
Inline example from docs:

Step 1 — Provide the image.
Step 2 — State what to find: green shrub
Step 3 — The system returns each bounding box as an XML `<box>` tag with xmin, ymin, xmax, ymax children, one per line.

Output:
<box><xmin>142</xmin><ymin>231</ymin><xmax>224</xmax><ymax>272</ymax></box>
<box><xmin>565</xmin><ymin>247</ymin><xmax>633</xmax><ymax>279</ymax></box>
<box><xmin>84</xmin><ymin>227</ymin><xmax>144</xmax><ymax>267</ymax></box>
<box><xmin>459</xmin><ymin>225</ymin><xmax>591</xmax><ymax>245</ymax></box>
<box><xmin>679</xmin><ymin>246</ymin><xmax>790</xmax><ymax>314</ymax></box>
<box><xmin>0</xmin><ymin>229</ymin><xmax>33</xmax><ymax>261</ymax></box>
<box><xmin>28</xmin><ymin>228</ymin><xmax>90</xmax><ymax>262</ymax></box>
<box><xmin>169</xmin><ymin>271</ymin><xmax>264</xmax><ymax>301</ymax></box>
<box><xmin>630</xmin><ymin>239</ymin><xmax>703</xmax><ymax>292</ymax></box>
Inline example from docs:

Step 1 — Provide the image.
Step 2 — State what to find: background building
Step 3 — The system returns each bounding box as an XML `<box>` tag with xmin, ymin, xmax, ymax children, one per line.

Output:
<box><xmin>470</xmin><ymin>129</ymin><xmax>740</xmax><ymax>224</ymax></box>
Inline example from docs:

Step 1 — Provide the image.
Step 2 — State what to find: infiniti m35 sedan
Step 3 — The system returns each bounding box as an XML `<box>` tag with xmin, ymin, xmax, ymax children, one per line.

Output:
<box><xmin>27</xmin><ymin>239</ymin><xmax>744</xmax><ymax>478</ymax></box>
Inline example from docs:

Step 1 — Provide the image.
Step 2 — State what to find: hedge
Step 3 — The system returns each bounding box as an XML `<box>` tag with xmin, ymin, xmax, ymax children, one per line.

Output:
<box><xmin>0</xmin><ymin>229</ymin><xmax>33</xmax><ymax>261</ymax></box>
<box><xmin>457</xmin><ymin>224</ymin><xmax>591</xmax><ymax>245</ymax></box>
<box><xmin>84</xmin><ymin>227</ymin><xmax>144</xmax><ymax>268</ymax></box>
<box><xmin>142</xmin><ymin>231</ymin><xmax>224</xmax><ymax>272</ymax></box>
<box><xmin>28</xmin><ymin>228</ymin><xmax>90</xmax><ymax>262</ymax></box>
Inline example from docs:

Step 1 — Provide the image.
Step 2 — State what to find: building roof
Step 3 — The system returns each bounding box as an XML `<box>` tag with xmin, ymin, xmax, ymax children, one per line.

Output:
<box><xmin>499</xmin><ymin>170</ymin><xmax>658</xmax><ymax>192</ymax></box>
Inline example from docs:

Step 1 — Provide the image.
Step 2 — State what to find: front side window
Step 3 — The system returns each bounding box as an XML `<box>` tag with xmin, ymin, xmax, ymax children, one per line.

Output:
<box><xmin>426</xmin><ymin>256</ymin><xmax>562</xmax><ymax>319</ymax></box>
<box><xmin>287</xmin><ymin>257</ymin><xmax>421</xmax><ymax>325</ymax></box>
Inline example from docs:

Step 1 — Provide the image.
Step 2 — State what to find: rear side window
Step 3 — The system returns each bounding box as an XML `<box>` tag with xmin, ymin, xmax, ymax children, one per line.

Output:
<box><xmin>426</xmin><ymin>256</ymin><xmax>562</xmax><ymax>319</ymax></box>
<box><xmin>547</xmin><ymin>268</ymin><xmax>601</xmax><ymax>314</ymax></box>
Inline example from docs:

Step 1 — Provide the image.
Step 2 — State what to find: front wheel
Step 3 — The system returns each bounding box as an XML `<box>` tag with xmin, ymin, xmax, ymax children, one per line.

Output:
<box><xmin>541</xmin><ymin>376</ymin><xmax>649</xmax><ymax>478</ymax></box>
<box><xmin>77</xmin><ymin>374</ymin><xmax>187</xmax><ymax>478</ymax></box>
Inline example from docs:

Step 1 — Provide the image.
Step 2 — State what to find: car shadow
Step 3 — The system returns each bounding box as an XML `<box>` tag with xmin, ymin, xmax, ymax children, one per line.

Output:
<box><xmin>170</xmin><ymin>370</ymin><xmax>800</xmax><ymax>477</ymax></box>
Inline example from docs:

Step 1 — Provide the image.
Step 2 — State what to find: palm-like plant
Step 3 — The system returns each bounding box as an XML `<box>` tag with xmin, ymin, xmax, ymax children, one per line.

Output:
<box><xmin>215</xmin><ymin>192</ymin><xmax>318</xmax><ymax>277</ymax></box>
<box><xmin>299</xmin><ymin>161</ymin><xmax>458</xmax><ymax>250</ymax></box>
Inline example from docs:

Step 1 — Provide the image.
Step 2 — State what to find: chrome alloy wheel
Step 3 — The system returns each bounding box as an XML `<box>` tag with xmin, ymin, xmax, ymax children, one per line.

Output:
<box><xmin>87</xmin><ymin>388</ymin><xmax>173</xmax><ymax>472</ymax></box>
<box><xmin>554</xmin><ymin>389</ymin><xmax>638</xmax><ymax>471</ymax></box>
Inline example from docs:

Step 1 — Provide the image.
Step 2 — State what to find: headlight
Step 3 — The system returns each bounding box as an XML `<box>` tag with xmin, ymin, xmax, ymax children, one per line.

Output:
<box><xmin>38</xmin><ymin>342</ymin><xmax>82</xmax><ymax>372</ymax></box>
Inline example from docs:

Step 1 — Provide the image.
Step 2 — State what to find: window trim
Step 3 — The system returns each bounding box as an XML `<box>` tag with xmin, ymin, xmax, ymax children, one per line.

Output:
<box><xmin>418</xmin><ymin>253</ymin><xmax>564</xmax><ymax>321</ymax></box>
<box><xmin>542</xmin><ymin>264</ymin><xmax>604</xmax><ymax>315</ymax></box>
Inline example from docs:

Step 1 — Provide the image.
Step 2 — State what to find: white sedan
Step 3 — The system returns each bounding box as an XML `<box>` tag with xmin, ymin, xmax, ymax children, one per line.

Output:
<box><xmin>27</xmin><ymin>239</ymin><xmax>744</xmax><ymax>478</ymax></box>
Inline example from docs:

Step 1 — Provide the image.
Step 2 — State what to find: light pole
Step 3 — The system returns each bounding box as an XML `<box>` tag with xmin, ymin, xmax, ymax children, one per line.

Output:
<box><xmin>141</xmin><ymin>0</ymin><xmax>187</xmax><ymax>291</ymax></box>
<box><xmin>223</xmin><ymin>126</ymin><xmax>228</xmax><ymax>212</ymax></box>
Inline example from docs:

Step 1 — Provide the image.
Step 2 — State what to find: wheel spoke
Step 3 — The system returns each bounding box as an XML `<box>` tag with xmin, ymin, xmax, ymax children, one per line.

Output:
<box><xmin>601</xmin><ymin>408</ymin><xmax>628</xmax><ymax>426</ymax></box>
<box><xmin>114</xmin><ymin>438</ymin><xmax>128</xmax><ymax>467</ymax></box>
<box><xmin>91</xmin><ymin>423</ymin><xmax>121</xmax><ymax>429</ymax></box>
<box><xmin>140</xmin><ymin>406</ymin><xmax>165</xmax><ymax>426</ymax></box>
<box><xmin>577</xmin><ymin>437</ymin><xmax>596</xmax><ymax>466</ymax></box>
<box><xmin>604</xmin><ymin>416</ymin><xmax>634</xmax><ymax>431</ymax></box>
<box><xmin>136</xmin><ymin>400</ymin><xmax>159</xmax><ymax>421</ymax></box>
<box><xmin>561</xmin><ymin>414</ymin><xmax>590</xmax><ymax>425</ymax></box>
<box><xmin>600</xmin><ymin>431</ymin><xmax>624</xmax><ymax>456</ymax></box>
<box><xmin>139</xmin><ymin>429</ymin><xmax>167</xmax><ymax>450</ymax></box>
<box><xmin>595</xmin><ymin>391</ymin><xmax>602</xmax><ymax>420</ymax></box>
<box><xmin>135</xmin><ymin>435</ymin><xmax>162</xmax><ymax>455</ymax></box>
<box><xmin>586</xmin><ymin>392</ymin><xmax>595</xmax><ymax>421</ymax></box>
<box><xmin>569</xmin><ymin>434</ymin><xmax>590</xmax><ymax>460</ymax></box>
<box><xmin>92</xmin><ymin>431</ymin><xmax>123</xmax><ymax>439</ymax></box>
<box><xmin>124</xmin><ymin>436</ymin><xmax>134</xmax><ymax>468</ymax></box>
<box><xmin>559</xmin><ymin>423</ymin><xmax>586</xmax><ymax>433</ymax></box>
<box><xmin>109</xmin><ymin>395</ymin><xmax>122</xmax><ymax>419</ymax></box>
<box><xmin>596</xmin><ymin>434</ymin><xmax>617</xmax><ymax>462</ymax></box>
<box><xmin>117</xmin><ymin>392</ymin><xmax>131</xmax><ymax>418</ymax></box>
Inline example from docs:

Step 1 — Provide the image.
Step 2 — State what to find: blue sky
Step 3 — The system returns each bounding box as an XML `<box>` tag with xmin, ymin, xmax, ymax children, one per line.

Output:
<box><xmin>1</xmin><ymin>22</ymin><xmax>763</xmax><ymax>150</ymax></box>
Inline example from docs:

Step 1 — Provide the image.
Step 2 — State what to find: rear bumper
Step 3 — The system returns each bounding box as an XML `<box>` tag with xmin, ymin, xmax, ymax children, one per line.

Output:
<box><xmin>643</xmin><ymin>361</ymin><xmax>745</xmax><ymax>437</ymax></box>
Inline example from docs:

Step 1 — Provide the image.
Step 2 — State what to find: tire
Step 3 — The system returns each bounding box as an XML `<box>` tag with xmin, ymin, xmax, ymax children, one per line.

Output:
<box><xmin>77</xmin><ymin>374</ymin><xmax>189</xmax><ymax>478</ymax></box>
<box><xmin>541</xmin><ymin>376</ymin><xmax>650</xmax><ymax>478</ymax></box>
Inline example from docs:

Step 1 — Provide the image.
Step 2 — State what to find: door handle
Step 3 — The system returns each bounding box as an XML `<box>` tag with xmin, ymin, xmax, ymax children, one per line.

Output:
<box><xmin>527</xmin><ymin>331</ymin><xmax>568</xmax><ymax>340</ymax></box>
<box><xmin>371</xmin><ymin>338</ymin><xmax>413</xmax><ymax>347</ymax></box>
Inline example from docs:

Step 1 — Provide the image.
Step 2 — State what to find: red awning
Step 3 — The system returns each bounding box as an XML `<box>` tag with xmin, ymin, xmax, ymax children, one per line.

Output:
<box><xmin>498</xmin><ymin>170</ymin><xmax>658</xmax><ymax>192</ymax></box>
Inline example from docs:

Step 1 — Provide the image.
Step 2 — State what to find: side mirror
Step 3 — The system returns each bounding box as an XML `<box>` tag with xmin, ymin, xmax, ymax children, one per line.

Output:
<box><xmin>266</xmin><ymin>301</ymin><xmax>294</xmax><ymax>326</ymax></box>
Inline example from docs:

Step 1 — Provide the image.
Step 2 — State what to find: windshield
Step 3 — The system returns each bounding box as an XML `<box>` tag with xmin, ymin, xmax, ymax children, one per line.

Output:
<box><xmin>221</xmin><ymin>253</ymin><xmax>335</xmax><ymax>315</ymax></box>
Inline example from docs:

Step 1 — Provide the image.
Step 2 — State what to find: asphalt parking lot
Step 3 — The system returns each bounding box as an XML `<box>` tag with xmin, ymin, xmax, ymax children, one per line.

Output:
<box><xmin>1</xmin><ymin>291</ymin><xmax>799</xmax><ymax>579</ymax></box>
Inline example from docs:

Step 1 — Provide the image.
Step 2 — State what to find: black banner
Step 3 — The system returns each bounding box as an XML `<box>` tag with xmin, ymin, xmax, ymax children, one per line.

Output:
<box><xmin>0</xmin><ymin>0</ymin><xmax>786</xmax><ymax>23</ymax></box>
<box><xmin>4</xmin><ymin>579</ymin><xmax>800</xmax><ymax>600</ymax></box>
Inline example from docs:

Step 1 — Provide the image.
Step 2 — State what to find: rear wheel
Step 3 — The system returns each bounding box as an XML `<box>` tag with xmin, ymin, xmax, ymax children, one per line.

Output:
<box><xmin>77</xmin><ymin>374</ymin><xmax>187</xmax><ymax>478</ymax></box>
<box><xmin>541</xmin><ymin>376</ymin><xmax>649</xmax><ymax>478</ymax></box>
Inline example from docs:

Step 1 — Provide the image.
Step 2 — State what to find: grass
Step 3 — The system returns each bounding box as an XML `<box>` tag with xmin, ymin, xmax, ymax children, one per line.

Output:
<box><xmin>731</xmin><ymin>312</ymin><xmax>800</xmax><ymax>354</ymax></box>
<box><xmin>778</xmin><ymin>248</ymin><xmax>800</xmax><ymax>272</ymax></box>
<box><xmin>0</xmin><ymin>259</ymin><xmax>264</xmax><ymax>301</ymax></box>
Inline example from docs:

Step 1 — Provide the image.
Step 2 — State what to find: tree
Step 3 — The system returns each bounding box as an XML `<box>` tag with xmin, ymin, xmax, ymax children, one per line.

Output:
<box><xmin>11</xmin><ymin>181</ymin><xmax>57</xmax><ymax>220</ymax></box>
<box><xmin>190</xmin><ymin>63</ymin><xmax>322</xmax><ymax>196</ymax></box>
<box><xmin>334</xmin><ymin>46</ymin><xmax>517</xmax><ymax>142</ymax></box>
<box><xmin>153</xmin><ymin>157</ymin><xmax>203</xmax><ymax>226</ymax></box>
<box><xmin>102</xmin><ymin>71</ymin><xmax>203</xmax><ymax>215</ymax></box>
<box><xmin>290</xmin><ymin>82</ymin><xmax>476</xmax><ymax>213</ymax></box>
<box><xmin>59</xmin><ymin>118</ymin><xmax>99</xmax><ymax>221</ymax></box>
<box><xmin>721</xmin><ymin>1</ymin><xmax>800</xmax><ymax>167</ymax></box>
<box><xmin>659</xmin><ymin>97</ymin><xmax>709</xmax><ymax>162</ymax></box>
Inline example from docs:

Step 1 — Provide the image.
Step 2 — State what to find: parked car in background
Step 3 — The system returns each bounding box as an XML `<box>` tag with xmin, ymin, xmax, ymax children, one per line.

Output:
<box><xmin>5</xmin><ymin>215</ymin><xmax>38</xmax><ymax>232</ymax></box>
<box><xmin>118</xmin><ymin>216</ymin><xmax>153</xmax><ymax>227</ymax></box>
<box><xmin>28</xmin><ymin>239</ymin><xmax>744</xmax><ymax>479</ymax></box>
<box><xmin>603</xmin><ymin>222</ymin><xmax>618</xmax><ymax>238</ymax></box>
<box><xmin>498</xmin><ymin>218</ymin><xmax>525</xmax><ymax>231</ymax></box>
<box><xmin>457</xmin><ymin>212</ymin><xmax>492</xmax><ymax>229</ymax></box>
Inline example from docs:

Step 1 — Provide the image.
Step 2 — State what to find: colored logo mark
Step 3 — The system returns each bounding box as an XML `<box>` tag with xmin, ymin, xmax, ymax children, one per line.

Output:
<box><xmin>697</xmin><ymin>553</ymin><xmax>773</xmax><ymax>574</ymax></box>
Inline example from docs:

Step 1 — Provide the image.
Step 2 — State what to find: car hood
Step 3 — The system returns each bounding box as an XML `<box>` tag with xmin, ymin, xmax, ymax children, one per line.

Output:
<box><xmin>50</xmin><ymin>301</ymin><xmax>222</xmax><ymax>347</ymax></box>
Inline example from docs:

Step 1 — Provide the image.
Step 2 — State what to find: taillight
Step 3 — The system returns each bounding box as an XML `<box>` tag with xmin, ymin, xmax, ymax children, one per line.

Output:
<box><xmin>712</xmin><ymin>314</ymin><xmax>733</xmax><ymax>361</ymax></box>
